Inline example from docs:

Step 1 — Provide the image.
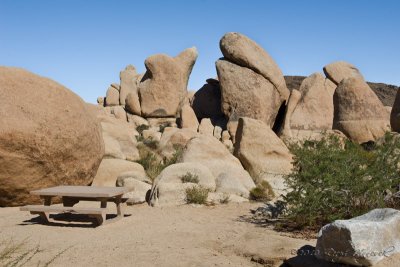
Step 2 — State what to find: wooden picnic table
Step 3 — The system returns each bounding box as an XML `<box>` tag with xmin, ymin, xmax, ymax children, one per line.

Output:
<box><xmin>20</xmin><ymin>186</ymin><xmax>130</xmax><ymax>226</ymax></box>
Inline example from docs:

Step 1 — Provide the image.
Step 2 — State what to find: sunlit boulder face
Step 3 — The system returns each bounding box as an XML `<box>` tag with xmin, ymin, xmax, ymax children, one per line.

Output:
<box><xmin>333</xmin><ymin>77</ymin><xmax>390</xmax><ymax>143</ymax></box>
<box><xmin>139</xmin><ymin>47</ymin><xmax>198</xmax><ymax>118</ymax></box>
<box><xmin>0</xmin><ymin>67</ymin><xmax>104</xmax><ymax>206</ymax></box>
<box><xmin>216</xmin><ymin>32</ymin><xmax>289</xmax><ymax>130</ymax></box>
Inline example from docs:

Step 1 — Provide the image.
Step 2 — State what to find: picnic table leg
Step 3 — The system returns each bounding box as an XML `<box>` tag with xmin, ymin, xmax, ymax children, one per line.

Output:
<box><xmin>36</xmin><ymin>196</ymin><xmax>52</xmax><ymax>223</ymax></box>
<box><xmin>115</xmin><ymin>196</ymin><xmax>124</xmax><ymax>218</ymax></box>
<box><xmin>100</xmin><ymin>199</ymin><xmax>107</xmax><ymax>209</ymax></box>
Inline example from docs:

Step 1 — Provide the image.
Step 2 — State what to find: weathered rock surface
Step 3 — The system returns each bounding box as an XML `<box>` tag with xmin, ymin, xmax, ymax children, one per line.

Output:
<box><xmin>216</xmin><ymin>59</ymin><xmax>283</xmax><ymax>127</ymax></box>
<box><xmin>159</xmin><ymin>128</ymin><xmax>198</xmax><ymax>158</ymax></box>
<box><xmin>191</xmin><ymin>79</ymin><xmax>223</xmax><ymax>119</ymax></box>
<box><xmin>105</xmin><ymin>85</ymin><xmax>120</xmax><ymax>106</ymax></box>
<box><xmin>289</xmin><ymin>73</ymin><xmax>336</xmax><ymax>131</ymax></box>
<box><xmin>119</xmin><ymin>65</ymin><xmax>138</xmax><ymax>106</ymax></box>
<box><xmin>391</xmin><ymin>89</ymin><xmax>400</xmax><ymax>132</ymax></box>
<box><xmin>234</xmin><ymin>117</ymin><xmax>292</xmax><ymax>180</ymax></box>
<box><xmin>219</xmin><ymin>32</ymin><xmax>289</xmax><ymax>101</ymax></box>
<box><xmin>323</xmin><ymin>61</ymin><xmax>364</xmax><ymax>85</ymax></box>
<box><xmin>149</xmin><ymin>162</ymin><xmax>216</xmax><ymax>206</ymax></box>
<box><xmin>0</xmin><ymin>67</ymin><xmax>104</xmax><ymax>206</ymax></box>
<box><xmin>180</xmin><ymin>104</ymin><xmax>199</xmax><ymax>131</ymax></box>
<box><xmin>116</xmin><ymin>172</ymin><xmax>151</xmax><ymax>204</ymax></box>
<box><xmin>92</xmin><ymin>159</ymin><xmax>146</xmax><ymax>187</ymax></box>
<box><xmin>181</xmin><ymin>135</ymin><xmax>255</xmax><ymax>192</ymax></box>
<box><xmin>333</xmin><ymin>77</ymin><xmax>390</xmax><ymax>143</ymax></box>
<box><xmin>316</xmin><ymin>208</ymin><xmax>400</xmax><ymax>266</ymax></box>
<box><xmin>100</xmin><ymin>117</ymin><xmax>139</xmax><ymax>161</ymax></box>
<box><xmin>125</xmin><ymin>91</ymin><xmax>141</xmax><ymax>115</ymax></box>
<box><xmin>139</xmin><ymin>47</ymin><xmax>198</xmax><ymax>117</ymax></box>
<box><xmin>198</xmin><ymin>118</ymin><xmax>214</xmax><ymax>136</ymax></box>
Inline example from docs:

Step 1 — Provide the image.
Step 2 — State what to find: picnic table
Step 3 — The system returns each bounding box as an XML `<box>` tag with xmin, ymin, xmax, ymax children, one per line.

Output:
<box><xmin>20</xmin><ymin>186</ymin><xmax>130</xmax><ymax>226</ymax></box>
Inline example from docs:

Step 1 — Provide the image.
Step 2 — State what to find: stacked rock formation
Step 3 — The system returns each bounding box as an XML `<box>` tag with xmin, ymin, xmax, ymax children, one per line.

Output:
<box><xmin>216</xmin><ymin>32</ymin><xmax>290</xmax><ymax>129</ymax></box>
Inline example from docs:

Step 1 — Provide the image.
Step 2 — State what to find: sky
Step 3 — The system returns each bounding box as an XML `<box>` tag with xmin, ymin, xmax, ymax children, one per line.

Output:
<box><xmin>0</xmin><ymin>0</ymin><xmax>399</xmax><ymax>103</ymax></box>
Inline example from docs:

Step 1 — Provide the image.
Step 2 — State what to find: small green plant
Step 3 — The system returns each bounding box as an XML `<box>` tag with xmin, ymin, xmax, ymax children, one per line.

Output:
<box><xmin>185</xmin><ymin>186</ymin><xmax>209</xmax><ymax>204</ymax></box>
<box><xmin>136</xmin><ymin>124</ymin><xmax>149</xmax><ymax>135</ymax></box>
<box><xmin>180</xmin><ymin>172</ymin><xmax>199</xmax><ymax>183</ymax></box>
<box><xmin>159</xmin><ymin>122</ymin><xmax>170</xmax><ymax>133</ymax></box>
<box><xmin>143</xmin><ymin>138</ymin><xmax>159</xmax><ymax>150</ymax></box>
<box><xmin>164</xmin><ymin>145</ymin><xmax>184</xmax><ymax>166</ymax></box>
<box><xmin>250</xmin><ymin>181</ymin><xmax>275</xmax><ymax>202</ymax></box>
<box><xmin>135</xmin><ymin>144</ymin><xmax>184</xmax><ymax>182</ymax></box>
<box><xmin>282</xmin><ymin>133</ymin><xmax>400</xmax><ymax>231</ymax></box>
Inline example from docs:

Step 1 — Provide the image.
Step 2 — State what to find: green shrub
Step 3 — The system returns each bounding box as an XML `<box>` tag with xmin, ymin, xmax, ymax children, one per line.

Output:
<box><xmin>185</xmin><ymin>186</ymin><xmax>209</xmax><ymax>204</ymax></box>
<box><xmin>136</xmin><ymin>124</ymin><xmax>149</xmax><ymax>135</ymax></box>
<box><xmin>135</xmin><ymin>144</ymin><xmax>184</xmax><ymax>182</ymax></box>
<box><xmin>180</xmin><ymin>172</ymin><xmax>199</xmax><ymax>183</ymax></box>
<box><xmin>282</xmin><ymin>133</ymin><xmax>400</xmax><ymax>230</ymax></box>
<box><xmin>250</xmin><ymin>181</ymin><xmax>275</xmax><ymax>202</ymax></box>
<box><xmin>143</xmin><ymin>138</ymin><xmax>159</xmax><ymax>150</ymax></box>
<box><xmin>159</xmin><ymin>123</ymin><xmax>169</xmax><ymax>133</ymax></box>
<box><xmin>164</xmin><ymin>145</ymin><xmax>184</xmax><ymax>166</ymax></box>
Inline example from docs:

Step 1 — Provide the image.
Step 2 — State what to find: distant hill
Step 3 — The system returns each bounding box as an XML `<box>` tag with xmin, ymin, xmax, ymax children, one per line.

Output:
<box><xmin>284</xmin><ymin>76</ymin><xmax>399</xmax><ymax>107</ymax></box>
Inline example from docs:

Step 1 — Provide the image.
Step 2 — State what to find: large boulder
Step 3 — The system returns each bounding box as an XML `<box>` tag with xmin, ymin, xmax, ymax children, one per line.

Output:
<box><xmin>100</xmin><ymin>117</ymin><xmax>139</xmax><ymax>161</ymax></box>
<box><xmin>216</xmin><ymin>59</ymin><xmax>283</xmax><ymax>127</ymax></box>
<box><xmin>323</xmin><ymin>61</ymin><xmax>364</xmax><ymax>85</ymax></box>
<box><xmin>289</xmin><ymin>73</ymin><xmax>336</xmax><ymax>131</ymax></box>
<box><xmin>219</xmin><ymin>32</ymin><xmax>289</xmax><ymax>101</ymax></box>
<box><xmin>0</xmin><ymin>67</ymin><xmax>104</xmax><ymax>206</ymax></box>
<box><xmin>181</xmin><ymin>135</ymin><xmax>255</xmax><ymax>192</ymax></box>
<box><xmin>148</xmin><ymin>162</ymin><xmax>216</xmax><ymax>206</ymax></box>
<box><xmin>316</xmin><ymin>208</ymin><xmax>400</xmax><ymax>266</ymax></box>
<box><xmin>139</xmin><ymin>47</ymin><xmax>198</xmax><ymax>117</ymax></box>
<box><xmin>105</xmin><ymin>84</ymin><xmax>120</xmax><ymax>106</ymax></box>
<box><xmin>234</xmin><ymin>118</ymin><xmax>292</xmax><ymax>183</ymax></box>
<box><xmin>92</xmin><ymin>158</ymin><xmax>146</xmax><ymax>187</ymax></box>
<box><xmin>116</xmin><ymin>172</ymin><xmax>151</xmax><ymax>205</ymax></box>
<box><xmin>179</xmin><ymin>104</ymin><xmax>199</xmax><ymax>131</ymax></box>
<box><xmin>119</xmin><ymin>65</ymin><xmax>139</xmax><ymax>106</ymax></box>
<box><xmin>333</xmin><ymin>77</ymin><xmax>390</xmax><ymax>143</ymax></box>
<box><xmin>390</xmin><ymin>89</ymin><xmax>400</xmax><ymax>132</ymax></box>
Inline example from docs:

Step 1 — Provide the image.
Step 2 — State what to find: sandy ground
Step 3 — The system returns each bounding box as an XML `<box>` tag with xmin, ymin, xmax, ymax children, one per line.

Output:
<box><xmin>1</xmin><ymin>202</ymin><xmax>399</xmax><ymax>267</ymax></box>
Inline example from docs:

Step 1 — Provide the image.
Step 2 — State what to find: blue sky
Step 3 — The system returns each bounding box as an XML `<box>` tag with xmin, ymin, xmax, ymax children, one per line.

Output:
<box><xmin>1</xmin><ymin>0</ymin><xmax>399</xmax><ymax>103</ymax></box>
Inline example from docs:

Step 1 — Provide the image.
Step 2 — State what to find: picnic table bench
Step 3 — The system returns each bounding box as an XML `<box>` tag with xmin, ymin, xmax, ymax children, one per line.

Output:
<box><xmin>20</xmin><ymin>186</ymin><xmax>130</xmax><ymax>226</ymax></box>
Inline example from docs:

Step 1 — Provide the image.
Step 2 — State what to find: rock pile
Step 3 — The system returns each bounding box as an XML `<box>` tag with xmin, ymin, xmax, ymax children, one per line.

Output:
<box><xmin>1</xmin><ymin>31</ymin><xmax>397</xmax><ymax>208</ymax></box>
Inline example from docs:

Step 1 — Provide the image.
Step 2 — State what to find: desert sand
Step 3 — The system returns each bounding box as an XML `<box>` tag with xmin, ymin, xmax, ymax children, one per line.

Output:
<box><xmin>1</xmin><ymin>202</ymin><xmax>311</xmax><ymax>267</ymax></box>
<box><xmin>1</xmin><ymin>202</ymin><xmax>399</xmax><ymax>267</ymax></box>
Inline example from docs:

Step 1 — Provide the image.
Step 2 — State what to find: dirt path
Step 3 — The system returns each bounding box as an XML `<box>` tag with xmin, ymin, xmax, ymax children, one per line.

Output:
<box><xmin>1</xmin><ymin>202</ymin><xmax>398</xmax><ymax>267</ymax></box>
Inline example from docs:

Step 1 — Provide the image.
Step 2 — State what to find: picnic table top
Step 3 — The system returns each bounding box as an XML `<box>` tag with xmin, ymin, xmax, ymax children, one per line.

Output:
<box><xmin>30</xmin><ymin>186</ymin><xmax>130</xmax><ymax>198</ymax></box>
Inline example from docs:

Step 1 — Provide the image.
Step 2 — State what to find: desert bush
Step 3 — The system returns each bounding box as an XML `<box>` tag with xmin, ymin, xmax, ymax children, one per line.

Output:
<box><xmin>282</xmin><ymin>133</ymin><xmax>400</xmax><ymax>230</ymax></box>
<box><xmin>136</xmin><ymin>144</ymin><xmax>184</xmax><ymax>182</ymax></box>
<box><xmin>143</xmin><ymin>138</ymin><xmax>159</xmax><ymax>150</ymax></box>
<box><xmin>136</xmin><ymin>124</ymin><xmax>149</xmax><ymax>135</ymax></box>
<box><xmin>180</xmin><ymin>172</ymin><xmax>199</xmax><ymax>184</ymax></box>
<box><xmin>159</xmin><ymin>122</ymin><xmax>170</xmax><ymax>133</ymax></box>
<box><xmin>185</xmin><ymin>186</ymin><xmax>209</xmax><ymax>204</ymax></box>
<box><xmin>250</xmin><ymin>181</ymin><xmax>275</xmax><ymax>202</ymax></box>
